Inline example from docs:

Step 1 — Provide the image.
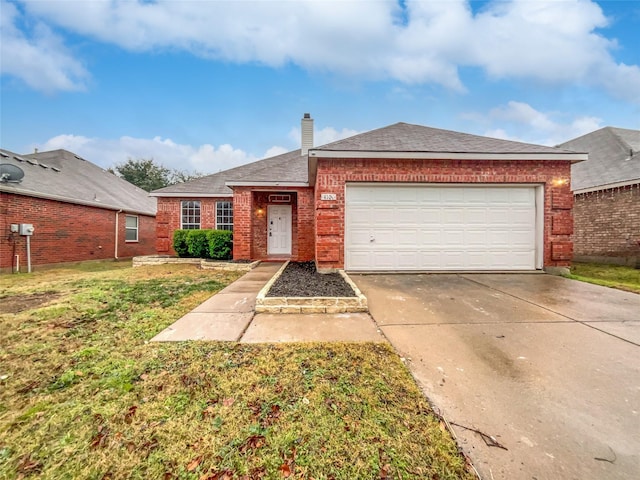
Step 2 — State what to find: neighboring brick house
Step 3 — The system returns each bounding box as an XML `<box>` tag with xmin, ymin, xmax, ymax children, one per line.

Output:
<box><xmin>559</xmin><ymin>127</ymin><xmax>640</xmax><ymax>267</ymax></box>
<box><xmin>151</xmin><ymin>115</ymin><xmax>585</xmax><ymax>273</ymax></box>
<box><xmin>0</xmin><ymin>149</ymin><xmax>157</xmax><ymax>271</ymax></box>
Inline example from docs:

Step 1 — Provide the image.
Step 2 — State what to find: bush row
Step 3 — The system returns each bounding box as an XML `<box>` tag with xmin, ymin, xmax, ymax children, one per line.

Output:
<box><xmin>172</xmin><ymin>229</ymin><xmax>233</xmax><ymax>260</ymax></box>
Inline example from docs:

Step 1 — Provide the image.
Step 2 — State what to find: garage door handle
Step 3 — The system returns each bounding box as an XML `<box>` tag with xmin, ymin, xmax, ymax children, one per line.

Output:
<box><xmin>370</xmin><ymin>236</ymin><xmax>375</xmax><ymax>242</ymax></box>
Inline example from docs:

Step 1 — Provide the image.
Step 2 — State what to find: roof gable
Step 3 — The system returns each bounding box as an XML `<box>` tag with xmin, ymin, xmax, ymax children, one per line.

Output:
<box><xmin>151</xmin><ymin>121</ymin><xmax>585</xmax><ymax>196</ymax></box>
<box><xmin>314</xmin><ymin>122</ymin><xmax>577</xmax><ymax>154</ymax></box>
<box><xmin>0</xmin><ymin>148</ymin><xmax>157</xmax><ymax>215</ymax></box>
<box><xmin>559</xmin><ymin>127</ymin><xmax>640</xmax><ymax>192</ymax></box>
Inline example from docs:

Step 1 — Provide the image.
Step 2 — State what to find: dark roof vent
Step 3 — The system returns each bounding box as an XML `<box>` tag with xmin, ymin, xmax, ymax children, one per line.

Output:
<box><xmin>26</xmin><ymin>158</ymin><xmax>38</xmax><ymax>165</ymax></box>
<box><xmin>51</xmin><ymin>166</ymin><xmax>61</xmax><ymax>172</ymax></box>
<box><xmin>14</xmin><ymin>155</ymin><xmax>25</xmax><ymax>162</ymax></box>
<box><xmin>0</xmin><ymin>152</ymin><xmax>8</xmax><ymax>158</ymax></box>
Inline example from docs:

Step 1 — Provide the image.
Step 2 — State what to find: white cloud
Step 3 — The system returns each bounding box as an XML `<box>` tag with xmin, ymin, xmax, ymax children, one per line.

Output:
<box><xmin>6</xmin><ymin>0</ymin><xmax>640</xmax><ymax>101</ymax></box>
<box><xmin>288</xmin><ymin>125</ymin><xmax>361</xmax><ymax>148</ymax></box>
<box><xmin>469</xmin><ymin>101</ymin><xmax>603</xmax><ymax>145</ymax></box>
<box><xmin>0</xmin><ymin>0</ymin><xmax>88</xmax><ymax>92</ymax></box>
<box><xmin>33</xmin><ymin>134</ymin><xmax>286</xmax><ymax>173</ymax></box>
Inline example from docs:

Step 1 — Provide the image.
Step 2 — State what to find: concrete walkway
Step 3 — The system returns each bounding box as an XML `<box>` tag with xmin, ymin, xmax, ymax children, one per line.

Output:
<box><xmin>151</xmin><ymin>262</ymin><xmax>385</xmax><ymax>343</ymax></box>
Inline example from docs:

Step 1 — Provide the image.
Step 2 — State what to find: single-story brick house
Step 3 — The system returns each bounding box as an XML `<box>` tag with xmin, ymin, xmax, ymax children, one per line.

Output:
<box><xmin>559</xmin><ymin>127</ymin><xmax>640</xmax><ymax>267</ymax></box>
<box><xmin>151</xmin><ymin>115</ymin><xmax>586</xmax><ymax>273</ymax></box>
<box><xmin>0</xmin><ymin>148</ymin><xmax>157</xmax><ymax>272</ymax></box>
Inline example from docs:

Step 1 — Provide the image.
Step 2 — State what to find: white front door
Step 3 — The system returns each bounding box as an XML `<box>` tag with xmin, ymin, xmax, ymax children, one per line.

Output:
<box><xmin>267</xmin><ymin>205</ymin><xmax>292</xmax><ymax>255</ymax></box>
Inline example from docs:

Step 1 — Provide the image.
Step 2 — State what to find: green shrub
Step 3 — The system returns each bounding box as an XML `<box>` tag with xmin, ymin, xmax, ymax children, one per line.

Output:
<box><xmin>206</xmin><ymin>230</ymin><xmax>233</xmax><ymax>260</ymax></box>
<box><xmin>186</xmin><ymin>230</ymin><xmax>209</xmax><ymax>258</ymax></box>
<box><xmin>172</xmin><ymin>230</ymin><xmax>190</xmax><ymax>257</ymax></box>
<box><xmin>172</xmin><ymin>229</ymin><xmax>233</xmax><ymax>260</ymax></box>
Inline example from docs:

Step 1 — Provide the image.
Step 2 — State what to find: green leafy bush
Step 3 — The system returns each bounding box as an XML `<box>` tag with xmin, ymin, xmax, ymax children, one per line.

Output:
<box><xmin>172</xmin><ymin>229</ymin><xmax>233</xmax><ymax>260</ymax></box>
<box><xmin>172</xmin><ymin>230</ymin><xmax>190</xmax><ymax>257</ymax></box>
<box><xmin>186</xmin><ymin>230</ymin><xmax>209</xmax><ymax>258</ymax></box>
<box><xmin>206</xmin><ymin>230</ymin><xmax>233</xmax><ymax>260</ymax></box>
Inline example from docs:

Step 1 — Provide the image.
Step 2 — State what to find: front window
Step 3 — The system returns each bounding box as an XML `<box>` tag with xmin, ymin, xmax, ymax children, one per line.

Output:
<box><xmin>125</xmin><ymin>215</ymin><xmax>138</xmax><ymax>242</ymax></box>
<box><xmin>181</xmin><ymin>200</ymin><xmax>201</xmax><ymax>229</ymax></box>
<box><xmin>216</xmin><ymin>201</ymin><xmax>233</xmax><ymax>231</ymax></box>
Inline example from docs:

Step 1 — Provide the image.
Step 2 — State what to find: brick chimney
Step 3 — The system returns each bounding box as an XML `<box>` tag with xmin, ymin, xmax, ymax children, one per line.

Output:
<box><xmin>301</xmin><ymin>113</ymin><xmax>313</xmax><ymax>156</ymax></box>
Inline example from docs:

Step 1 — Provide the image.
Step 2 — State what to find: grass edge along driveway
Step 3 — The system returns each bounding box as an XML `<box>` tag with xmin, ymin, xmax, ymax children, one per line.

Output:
<box><xmin>0</xmin><ymin>262</ymin><xmax>474</xmax><ymax>480</ymax></box>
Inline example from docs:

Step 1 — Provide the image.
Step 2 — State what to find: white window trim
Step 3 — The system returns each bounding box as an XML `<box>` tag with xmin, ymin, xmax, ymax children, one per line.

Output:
<box><xmin>125</xmin><ymin>215</ymin><xmax>139</xmax><ymax>243</ymax></box>
<box><xmin>215</xmin><ymin>200</ymin><xmax>233</xmax><ymax>231</ymax></box>
<box><xmin>181</xmin><ymin>200</ymin><xmax>201</xmax><ymax>229</ymax></box>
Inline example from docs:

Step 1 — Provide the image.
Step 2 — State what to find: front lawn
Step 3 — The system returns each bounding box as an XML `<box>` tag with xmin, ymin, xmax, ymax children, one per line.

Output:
<box><xmin>0</xmin><ymin>262</ymin><xmax>473</xmax><ymax>479</ymax></box>
<box><xmin>568</xmin><ymin>262</ymin><xmax>640</xmax><ymax>293</ymax></box>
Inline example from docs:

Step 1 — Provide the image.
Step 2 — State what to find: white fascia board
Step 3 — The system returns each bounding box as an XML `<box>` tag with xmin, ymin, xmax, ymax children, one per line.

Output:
<box><xmin>149</xmin><ymin>192</ymin><xmax>233</xmax><ymax>198</ymax></box>
<box><xmin>309</xmin><ymin>150</ymin><xmax>588</xmax><ymax>162</ymax></box>
<box><xmin>573</xmin><ymin>179</ymin><xmax>640</xmax><ymax>194</ymax></box>
<box><xmin>225</xmin><ymin>181</ymin><xmax>309</xmax><ymax>187</ymax></box>
<box><xmin>0</xmin><ymin>186</ymin><xmax>156</xmax><ymax>216</ymax></box>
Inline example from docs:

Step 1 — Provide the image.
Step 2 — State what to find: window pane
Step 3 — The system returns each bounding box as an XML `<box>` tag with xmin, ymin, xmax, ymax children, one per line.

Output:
<box><xmin>125</xmin><ymin>215</ymin><xmax>138</xmax><ymax>241</ymax></box>
<box><xmin>216</xmin><ymin>201</ymin><xmax>233</xmax><ymax>231</ymax></box>
<box><xmin>181</xmin><ymin>200</ymin><xmax>201</xmax><ymax>229</ymax></box>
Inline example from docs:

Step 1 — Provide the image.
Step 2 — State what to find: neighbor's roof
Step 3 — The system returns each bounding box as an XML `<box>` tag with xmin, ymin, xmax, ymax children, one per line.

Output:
<box><xmin>0</xmin><ymin>148</ymin><xmax>157</xmax><ymax>215</ymax></box>
<box><xmin>150</xmin><ymin>149</ymin><xmax>308</xmax><ymax>196</ymax></box>
<box><xmin>151</xmin><ymin>122</ymin><xmax>586</xmax><ymax>196</ymax></box>
<box><xmin>559</xmin><ymin>127</ymin><xmax>640</xmax><ymax>193</ymax></box>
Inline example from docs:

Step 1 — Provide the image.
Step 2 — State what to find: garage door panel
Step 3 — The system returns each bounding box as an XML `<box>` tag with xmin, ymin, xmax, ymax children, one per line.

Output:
<box><xmin>396</xmin><ymin>229</ymin><xmax>419</xmax><ymax>245</ymax></box>
<box><xmin>488</xmin><ymin>230</ymin><xmax>510</xmax><ymax>245</ymax></box>
<box><xmin>421</xmin><ymin>230</ymin><xmax>441</xmax><ymax>245</ymax></box>
<box><xmin>487</xmin><ymin>208</ymin><xmax>511</xmax><ymax>224</ymax></box>
<box><xmin>420</xmin><ymin>208</ymin><xmax>441</xmax><ymax>222</ymax></box>
<box><xmin>396</xmin><ymin>208</ymin><xmax>419</xmax><ymax>223</ymax></box>
<box><xmin>372</xmin><ymin>251</ymin><xmax>396</xmax><ymax>269</ymax></box>
<box><xmin>376</xmin><ymin>207</ymin><xmax>396</xmax><ymax>224</ymax></box>
<box><xmin>372</xmin><ymin>229</ymin><xmax>395</xmax><ymax>246</ymax></box>
<box><xmin>443</xmin><ymin>229</ymin><xmax>464</xmax><ymax>245</ymax></box>
<box><xmin>346</xmin><ymin>185</ymin><xmax>538</xmax><ymax>271</ymax></box>
<box><xmin>443</xmin><ymin>209</ymin><xmax>464</xmax><ymax>224</ymax></box>
<box><xmin>464</xmin><ymin>208</ymin><xmax>487</xmax><ymax>224</ymax></box>
<box><xmin>465</xmin><ymin>229</ymin><xmax>487</xmax><ymax>245</ymax></box>
<box><xmin>347</xmin><ymin>207</ymin><xmax>371</xmax><ymax>225</ymax></box>
<box><xmin>348</xmin><ymin>230</ymin><xmax>372</xmax><ymax>246</ymax></box>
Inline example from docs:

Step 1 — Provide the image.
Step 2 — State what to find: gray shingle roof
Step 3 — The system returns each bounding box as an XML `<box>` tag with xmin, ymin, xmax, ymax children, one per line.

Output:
<box><xmin>151</xmin><ymin>121</ymin><xmax>582</xmax><ymax>196</ymax></box>
<box><xmin>314</xmin><ymin>122</ymin><xmax>577</xmax><ymax>154</ymax></box>
<box><xmin>559</xmin><ymin>127</ymin><xmax>640</xmax><ymax>192</ymax></box>
<box><xmin>151</xmin><ymin>149</ymin><xmax>308</xmax><ymax>196</ymax></box>
<box><xmin>0</xmin><ymin>148</ymin><xmax>157</xmax><ymax>215</ymax></box>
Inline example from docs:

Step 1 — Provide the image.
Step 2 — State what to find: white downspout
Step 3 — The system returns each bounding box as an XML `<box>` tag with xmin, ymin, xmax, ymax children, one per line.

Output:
<box><xmin>114</xmin><ymin>209</ymin><xmax>123</xmax><ymax>259</ymax></box>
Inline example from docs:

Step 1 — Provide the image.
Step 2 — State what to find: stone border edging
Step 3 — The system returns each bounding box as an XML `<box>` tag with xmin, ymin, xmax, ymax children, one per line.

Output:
<box><xmin>255</xmin><ymin>261</ymin><xmax>368</xmax><ymax>314</ymax></box>
<box><xmin>132</xmin><ymin>255</ymin><xmax>260</xmax><ymax>272</ymax></box>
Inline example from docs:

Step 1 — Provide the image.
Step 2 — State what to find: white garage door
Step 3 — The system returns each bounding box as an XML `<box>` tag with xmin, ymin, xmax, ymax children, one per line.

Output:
<box><xmin>345</xmin><ymin>184</ymin><xmax>539</xmax><ymax>271</ymax></box>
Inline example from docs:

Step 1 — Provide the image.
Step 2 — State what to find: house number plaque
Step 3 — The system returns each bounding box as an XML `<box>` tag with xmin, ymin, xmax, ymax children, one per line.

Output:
<box><xmin>320</xmin><ymin>193</ymin><xmax>337</xmax><ymax>201</ymax></box>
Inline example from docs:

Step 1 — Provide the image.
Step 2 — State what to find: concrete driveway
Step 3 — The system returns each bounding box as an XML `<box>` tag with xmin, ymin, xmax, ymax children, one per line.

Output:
<box><xmin>351</xmin><ymin>273</ymin><xmax>640</xmax><ymax>480</ymax></box>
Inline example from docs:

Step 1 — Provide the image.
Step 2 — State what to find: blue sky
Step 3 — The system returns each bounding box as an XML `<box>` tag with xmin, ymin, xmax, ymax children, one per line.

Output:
<box><xmin>1</xmin><ymin>0</ymin><xmax>639</xmax><ymax>174</ymax></box>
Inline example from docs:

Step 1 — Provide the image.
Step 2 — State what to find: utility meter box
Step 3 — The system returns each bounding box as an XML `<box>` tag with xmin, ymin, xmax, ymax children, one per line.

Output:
<box><xmin>19</xmin><ymin>224</ymin><xmax>34</xmax><ymax>236</ymax></box>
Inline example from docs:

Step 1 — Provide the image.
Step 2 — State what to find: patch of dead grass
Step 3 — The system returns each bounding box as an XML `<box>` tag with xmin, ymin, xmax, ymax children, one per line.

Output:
<box><xmin>0</xmin><ymin>262</ymin><xmax>474</xmax><ymax>479</ymax></box>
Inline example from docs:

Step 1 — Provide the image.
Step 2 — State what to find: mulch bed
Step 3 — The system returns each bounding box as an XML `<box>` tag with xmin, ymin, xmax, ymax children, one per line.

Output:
<box><xmin>266</xmin><ymin>261</ymin><xmax>356</xmax><ymax>297</ymax></box>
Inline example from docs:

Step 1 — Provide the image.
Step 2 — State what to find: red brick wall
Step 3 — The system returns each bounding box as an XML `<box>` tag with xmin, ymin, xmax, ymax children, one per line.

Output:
<box><xmin>155</xmin><ymin>197</ymin><xmax>230</xmax><ymax>255</ymax></box>
<box><xmin>573</xmin><ymin>185</ymin><xmax>640</xmax><ymax>264</ymax></box>
<box><xmin>314</xmin><ymin>158</ymin><xmax>574</xmax><ymax>270</ymax></box>
<box><xmin>0</xmin><ymin>192</ymin><xmax>156</xmax><ymax>270</ymax></box>
<box><xmin>232</xmin><ymin>187</ymin><xmax>314</xmax><ymax>261</ymax></box>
